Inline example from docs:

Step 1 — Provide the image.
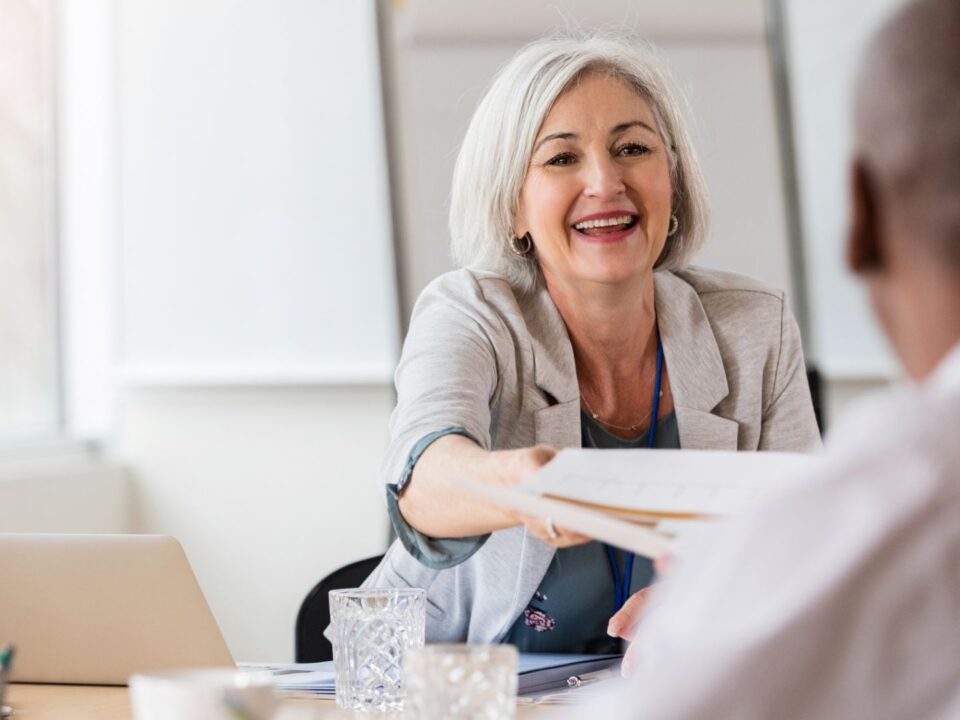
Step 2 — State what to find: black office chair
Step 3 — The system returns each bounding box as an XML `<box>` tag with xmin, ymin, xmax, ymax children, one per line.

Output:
<box><xmin>295</xmin><ymin>554</ymin><xmax>384</xmax><ymax>662</ymax></box>
<box><xmin>806</xmin><ymin>363</ymin><xmax>826</xmax><ymax>434</ymax></box>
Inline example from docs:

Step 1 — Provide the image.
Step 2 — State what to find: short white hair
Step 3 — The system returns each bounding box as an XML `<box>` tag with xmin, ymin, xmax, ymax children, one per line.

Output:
<box><xmin>449</xmin><ymin>34</ymin><xmax>710</xmax><ymax>294</ymax></box>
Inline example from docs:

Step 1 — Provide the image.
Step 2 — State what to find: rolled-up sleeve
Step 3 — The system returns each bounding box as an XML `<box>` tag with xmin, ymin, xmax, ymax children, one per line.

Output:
<box><xmin>379</xmin><ymin>272</ymin><xmax>507</xmax><ymax>569</ymax></box>
<box><xmin>387</xmin><ymin>427</ymin><xmax>489</xmax><ymax>569</ymax></box>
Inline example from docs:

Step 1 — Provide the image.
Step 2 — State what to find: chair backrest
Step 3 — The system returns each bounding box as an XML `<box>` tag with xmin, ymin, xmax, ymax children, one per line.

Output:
<box><xmin>295</xmin><ymin>554</ymin><xmax>384</xmax><ymax>663</ymax></box>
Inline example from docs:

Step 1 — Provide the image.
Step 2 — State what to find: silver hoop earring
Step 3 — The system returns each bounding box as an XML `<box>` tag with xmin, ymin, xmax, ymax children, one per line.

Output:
<box><xmin>509</xmin><ymin>232</ymin><xmax>534</xmax><ymax>257</ymax></box>
<box><xmin>667</xmin><ymin>215</ymin><xmax>679</xmax><ymax>237</ymax></box>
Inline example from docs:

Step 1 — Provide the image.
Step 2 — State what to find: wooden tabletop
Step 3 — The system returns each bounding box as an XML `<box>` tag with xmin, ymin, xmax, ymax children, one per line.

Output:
<box><xmin>6</xmin><ymin>683</ymin><xmax>556</xmax><ymax>719</ymax></box>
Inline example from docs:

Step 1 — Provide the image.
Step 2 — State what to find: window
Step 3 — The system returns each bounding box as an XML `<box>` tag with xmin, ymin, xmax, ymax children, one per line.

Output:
<box><xmin>0</xmin><ymin>0</ymin><xmax>60</xmax><ymax>439</ymax></box>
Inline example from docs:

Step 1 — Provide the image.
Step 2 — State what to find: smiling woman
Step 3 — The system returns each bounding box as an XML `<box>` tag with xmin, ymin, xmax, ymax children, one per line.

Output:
<box><xmin>361</xmin><ymin>35</ymin><xmax>821</xmax><ymax>652</ymax></box>
<box><xmin>521</xmin><ymin>75</ymin><xmax>674</xmax><ymax>288</ymax></box>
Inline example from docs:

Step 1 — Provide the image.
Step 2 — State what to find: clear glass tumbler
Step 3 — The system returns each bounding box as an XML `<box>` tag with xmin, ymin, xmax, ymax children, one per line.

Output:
<box><xmin>404</xmin><ymin>643</ymin><xmax>518</xmax><ymax>720</ymax></box>
<box><xmin>329</xmin><ymin>588</ymin><xmax>426</xmax><ymax>713</ymax></box>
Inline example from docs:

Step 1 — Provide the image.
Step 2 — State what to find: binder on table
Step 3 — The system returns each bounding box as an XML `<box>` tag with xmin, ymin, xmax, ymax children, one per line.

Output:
<box><xmin>246</xmin><ymin>652</ymin><xmax>622</xmax><ymax>697</ymax></box>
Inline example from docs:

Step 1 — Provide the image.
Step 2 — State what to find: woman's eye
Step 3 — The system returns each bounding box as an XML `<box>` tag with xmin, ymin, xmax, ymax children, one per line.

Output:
<box><xmin>546</xmin><ymin>152</ymin><xmax>577</xmax><ymax>167</ymax></box>
<box><xmin>617</xmin><ymin>143</ymin><xmax>650</xmax><ymax>157</ymax></box>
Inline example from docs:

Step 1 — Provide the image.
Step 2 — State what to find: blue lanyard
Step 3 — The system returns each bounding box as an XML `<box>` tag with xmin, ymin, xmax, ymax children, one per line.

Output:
<box><xmin>604</xmin><ymin>334</ymin><xmax>663</xmax><ymax>612</ymax></box>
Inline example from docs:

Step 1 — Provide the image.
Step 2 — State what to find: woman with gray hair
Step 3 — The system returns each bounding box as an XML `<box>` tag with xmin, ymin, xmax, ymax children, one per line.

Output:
<box><xmin>362</xmin><ymin>35</ymin><xmax>820</xmax><ymax>652</ymax></box>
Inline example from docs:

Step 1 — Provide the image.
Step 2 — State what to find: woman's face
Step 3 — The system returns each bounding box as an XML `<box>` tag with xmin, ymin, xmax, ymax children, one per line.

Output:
<box><xmin>516</xmin><ymin>73</ymin><xmax>674</xmax><ymax>291</ymax></box>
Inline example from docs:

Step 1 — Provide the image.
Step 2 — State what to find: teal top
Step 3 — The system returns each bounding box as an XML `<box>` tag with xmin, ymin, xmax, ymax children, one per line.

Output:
<box><xmin>502</xmin><ymin>410</ymin><xmax>680</xmax><ymax>653</ymax></box>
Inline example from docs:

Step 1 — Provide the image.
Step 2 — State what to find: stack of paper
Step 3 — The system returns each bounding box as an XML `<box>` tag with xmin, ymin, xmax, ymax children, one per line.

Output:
<box><xmin>240</xmin><ymin>662</ymin><xmax>336</xmax><ymax>695</ymax></box>
<box><xmin>452</xmin><ymin>448</ymin><xmax>822</xmax><ymax>557</ymax></box>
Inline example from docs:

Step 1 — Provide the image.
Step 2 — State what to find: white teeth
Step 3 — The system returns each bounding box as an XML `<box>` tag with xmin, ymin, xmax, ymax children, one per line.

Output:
<box><xmin>574</xmin><ymin>215</ymin><xmax>634</xmax><ymax>230</ymax></box>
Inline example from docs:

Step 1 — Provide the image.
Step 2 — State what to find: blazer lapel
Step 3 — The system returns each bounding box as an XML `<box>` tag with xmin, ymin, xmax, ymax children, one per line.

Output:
<box><xmin>534</xmin><ymin>400</ymin><xmax>581</xmax><ymax>449</ymax></box>
<box><xmin>655</xmin><ymin>271</ymin><xmax>740</xmax><ymax>450</ymax></box>
<box><xmin>673</xmin><ymin>407</ymin><xmax>740</xmax><ymax>449</ymax></box>
<box><xmin>520</xmin><ymin>288</ymin><xmax>582</xmax><ymax>449</ymax></box>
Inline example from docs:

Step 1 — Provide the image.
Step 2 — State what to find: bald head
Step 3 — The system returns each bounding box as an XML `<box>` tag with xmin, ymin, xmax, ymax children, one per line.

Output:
<box><xmin>855</xmin><ymin>0</ymin><xmax>960</xmax><ymax>268</ymax></box>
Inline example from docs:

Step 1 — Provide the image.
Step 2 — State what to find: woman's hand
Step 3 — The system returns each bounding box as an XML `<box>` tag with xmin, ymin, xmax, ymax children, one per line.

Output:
<box><xmin>399</xmin><ymin>435</ymin><xmax>591</xmax><ymax>542</ymax></box>
<box><xmin>510</xmin><ymin>508</ymin><xmax>592</xmax><ymax>548</ymax></box>
<box><xmin>607</xmin><ymin>555</ymin><xmax>673</xmax><ymax>676</ymax></box>
<box><xmin>491</xmin><ymin>445</ymin><xmax>591</xmax><ymax>547</ymax></box>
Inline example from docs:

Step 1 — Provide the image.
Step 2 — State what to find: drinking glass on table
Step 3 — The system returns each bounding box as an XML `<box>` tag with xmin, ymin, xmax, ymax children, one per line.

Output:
<box><xmin>329</xmin><ymin>587</ymin><xmax>426</xmax><ymax>713</ymax></box>
<box><xmin>404</xmin><ymin>643</ymin><xmax>518</xmax><ymax>720</ymax></box>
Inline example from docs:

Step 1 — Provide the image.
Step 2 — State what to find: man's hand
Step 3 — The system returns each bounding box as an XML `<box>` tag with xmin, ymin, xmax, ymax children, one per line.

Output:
<box><xmin>607</xmin><ymin>555</ymin><xmax>672</xmax><ymax>676</ymax></box>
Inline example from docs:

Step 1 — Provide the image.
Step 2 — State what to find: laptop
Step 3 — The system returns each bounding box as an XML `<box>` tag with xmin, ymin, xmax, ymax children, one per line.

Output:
<box><xmin>0</xmin><ymin>533</ymin><xmax>234</xmax><ymax>685</ymax></box>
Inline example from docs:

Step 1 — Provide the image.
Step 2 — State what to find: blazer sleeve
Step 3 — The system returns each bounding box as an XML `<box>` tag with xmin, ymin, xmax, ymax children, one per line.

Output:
<box><xmin>758</xmin><ymin>296</ymin><xmax>822</xmax><ymax>451</ymax></box>
<box><xmin>379</xmin><ymin>272</ymin><xmax>506</xmax><ymax>568</ymax></box>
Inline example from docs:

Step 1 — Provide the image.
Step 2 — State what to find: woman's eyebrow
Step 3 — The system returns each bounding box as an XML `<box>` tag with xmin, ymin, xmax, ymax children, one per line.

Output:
<box><xmin>533</xmin><ymin>121</ymin><xmax>658</xmax><ymax>153</ymax></box>
<box><xmin>610</xmin><ymin>120</ymin><xmax>658</xmax><ymax>136</ymax></box>
<box><xmin>532</xmin><ymin>131</ymin><xmax>577</xmax><ymax>153</ymax></box>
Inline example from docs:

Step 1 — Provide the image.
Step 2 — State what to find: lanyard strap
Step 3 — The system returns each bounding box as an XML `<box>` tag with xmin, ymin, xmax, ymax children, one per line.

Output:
<box><xmin>605</xmin><ymin>334</ymin><xmax>663</xmax><ymax>611</ymax></box>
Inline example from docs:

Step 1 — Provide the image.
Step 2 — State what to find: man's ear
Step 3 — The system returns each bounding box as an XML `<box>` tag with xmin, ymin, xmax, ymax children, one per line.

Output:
<box><xmin>847</xmin><ymin>158</ymin><xmax>884</xmax><ymax>274</ymax></box>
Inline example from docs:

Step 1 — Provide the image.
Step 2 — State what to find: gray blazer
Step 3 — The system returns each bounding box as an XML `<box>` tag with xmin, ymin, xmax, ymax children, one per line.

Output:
<box><xmin>362</xmin><ymin>266</ymin><xmax>821</xmax><ymax>642</ymax></box>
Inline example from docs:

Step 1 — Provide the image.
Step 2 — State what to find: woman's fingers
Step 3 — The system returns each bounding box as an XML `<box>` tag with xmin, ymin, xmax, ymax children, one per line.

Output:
<box><xmin>501</xmin><ymin>446</ymin><xmax>592</xmax><ymax>546</ymax></box>
<box><xmin>654</xmin><ymin>553</ymin><xmax>673</xmax><ymax>575</ymax></box>
<box><xmin>514</xmin><ymin>445</ymin><xmax>558</xmax><ymax>479</ymax></box>
<box><xmin>544</xmin><ymin>526</ymin><xmax>591</xmax><ymax>547</ymax></box>
<box><xmin>511</xmin><ymin>512</ymin><xmax>591</xmax><ymax>547</ymax></box>
<box><xmin>496</xmin><ymin>445</ymin><xmax>558</xmax><ymax>488</ymax></box>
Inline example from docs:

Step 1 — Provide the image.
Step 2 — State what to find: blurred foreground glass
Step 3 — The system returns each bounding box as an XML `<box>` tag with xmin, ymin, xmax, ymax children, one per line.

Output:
<box><xmin>129</xmin><ymin>668</ymin><xmax>276</xmax><ymax>720</ymax></box>
<box><xmin>404</xmin><ymin>644</ymin><xmax>518</xmax><ymax>720</ymax></box>
<box><xmin>330</xmin><ymin>588</ymin><xmax>425</xmax><ymax>713</ymax></box>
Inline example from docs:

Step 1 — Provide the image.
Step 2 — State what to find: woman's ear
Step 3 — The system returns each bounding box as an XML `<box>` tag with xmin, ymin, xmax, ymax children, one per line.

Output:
<box><xmin>847</xmin><ymin>159</ymin><xmax>884</xmax><ymax>274</ymax></box>
<box><xmin>511</xmin><ymin>206</ymin><xmax>528</xmax><ymax>240</ymax></box>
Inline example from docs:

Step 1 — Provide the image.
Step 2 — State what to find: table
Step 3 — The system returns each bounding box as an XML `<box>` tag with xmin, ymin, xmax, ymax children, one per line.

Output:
<box><xmin>7</xmin><ymin>683</ymin><xmax>556</xmax><ymax>718</ymax></box>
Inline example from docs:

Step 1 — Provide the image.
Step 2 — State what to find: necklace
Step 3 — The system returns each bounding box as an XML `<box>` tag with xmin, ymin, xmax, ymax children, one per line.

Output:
<box><xmin>580</xmin><ymin>389</ymin><xmax>664</xmax><ymax>433</ymax></box>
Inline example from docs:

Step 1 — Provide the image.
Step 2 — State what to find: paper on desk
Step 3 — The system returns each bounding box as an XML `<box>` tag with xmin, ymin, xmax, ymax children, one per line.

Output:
<box><xmin>239</xmin><ymin>662</ymin><xmax>335</xmax><ymax>695</ymax></box>
<box><xmin>451</xmin><ymin>448</ymin><xmax>821</xmax><ymax>558</ymax></box>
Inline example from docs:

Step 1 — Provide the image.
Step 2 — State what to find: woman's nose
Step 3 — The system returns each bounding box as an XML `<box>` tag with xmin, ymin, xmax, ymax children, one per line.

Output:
<box><xmin>582</xmin><ymin>155</ymin><xmax>626</xmax><ymax>199</ymax></box>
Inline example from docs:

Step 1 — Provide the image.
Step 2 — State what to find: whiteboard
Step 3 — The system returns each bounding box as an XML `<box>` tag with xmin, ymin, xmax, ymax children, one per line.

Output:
<box><xmin>117</xmin><ymin>0</ymin><xmax>399</xmax><ymax>385</ymax></box>
<box><xmin>784</xmin><ymin>0</ymin><xmax>903</xmax><ymax>378</ymax></box>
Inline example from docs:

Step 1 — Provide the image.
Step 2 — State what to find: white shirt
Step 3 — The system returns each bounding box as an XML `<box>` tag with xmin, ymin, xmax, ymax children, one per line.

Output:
<box><xmin>588</xmin><ymin>342</ymin><xmax>960</xmax><ymax>720</ymax></box>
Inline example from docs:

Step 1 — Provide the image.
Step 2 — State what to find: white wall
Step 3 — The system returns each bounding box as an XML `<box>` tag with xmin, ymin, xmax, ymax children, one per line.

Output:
<box><xmin>114</xmin><ymin>386</ymin><xmax>392</xmax><ymax>661</ymax></box>
<box><xmin>0</xmin><ymin>446</ymin><xmax>131</xmax><ymax>533</ymax></box>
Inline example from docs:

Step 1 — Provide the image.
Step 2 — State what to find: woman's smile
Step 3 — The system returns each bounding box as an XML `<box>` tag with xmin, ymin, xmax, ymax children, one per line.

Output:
<box><xmin>571</xmin><ymin>210</ymin><xmax>640</xmax><ymax>244</ymax></box>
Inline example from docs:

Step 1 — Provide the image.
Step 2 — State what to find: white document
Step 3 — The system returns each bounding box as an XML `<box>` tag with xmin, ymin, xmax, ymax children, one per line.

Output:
<box><xmin>239</xmin><ymin>662</ymin><xmax>335</xmax><ymax>694</ymax></box>
<box><xmin>451</xmin><ymin>448</ymin><xmax>821</xmax><ymax>558</ymax></box>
